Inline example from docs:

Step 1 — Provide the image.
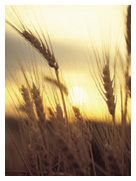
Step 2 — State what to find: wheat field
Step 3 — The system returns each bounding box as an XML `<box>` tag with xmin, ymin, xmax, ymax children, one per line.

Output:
<box><xmin>5</xmin><ymin>5</ymin><xmax>131</xmax><ymax>176</ymax></box>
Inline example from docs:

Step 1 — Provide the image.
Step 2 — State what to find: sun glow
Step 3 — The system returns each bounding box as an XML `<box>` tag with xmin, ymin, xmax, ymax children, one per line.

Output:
<box><xmin>68</xmin><ymin>86</ymin><xmax>87</xmax><ymax>106</ymax></box>
<box><xmin>5</xmin><ymin>5</ymin><xmax>128</xmax><ymax>120</ymax></box>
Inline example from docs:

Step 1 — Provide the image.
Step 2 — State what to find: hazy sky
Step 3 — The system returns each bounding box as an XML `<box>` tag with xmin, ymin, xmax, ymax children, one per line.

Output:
<box><xmin>5</xmin><ymin>5</ymin><xmax>130</xmax><ymax>120</ymax></box>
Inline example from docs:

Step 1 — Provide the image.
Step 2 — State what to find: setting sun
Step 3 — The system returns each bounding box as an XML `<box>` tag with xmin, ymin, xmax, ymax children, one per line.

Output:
<box><xmin>68</xmin><ymin>86</ymin><xmax>87</xmax><ymax>106</ymax></box>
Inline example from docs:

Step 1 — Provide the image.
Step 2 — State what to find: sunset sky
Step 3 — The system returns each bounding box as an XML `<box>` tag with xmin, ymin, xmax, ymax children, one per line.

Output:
<box><xmin>5</xmin><ymin>5</ymin><xmax>130</xmax><ymax>121</ymax></box>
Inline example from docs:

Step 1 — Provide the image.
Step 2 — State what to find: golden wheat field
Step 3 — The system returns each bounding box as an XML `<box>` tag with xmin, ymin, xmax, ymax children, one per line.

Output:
<box><xmin>5</xmin><ymin>5</ymin><xmax>131</xmax><ymax>176</ymax></box>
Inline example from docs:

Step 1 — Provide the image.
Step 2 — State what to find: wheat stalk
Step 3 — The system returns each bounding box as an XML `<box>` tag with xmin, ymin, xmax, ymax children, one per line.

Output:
<box><xmin>127</xmin><ymin>76</ymin><xmax>131</xmax><ymax>97</ymax></box>
<box><xmin>126</xmin><ymin>5</ymin><xmax>131</xmax><ymax>56</ymax></box>
<box><xmin>6</xmin><ymin>5</ymin><xmax>68</xmax><ymax>128</ymax></box>
<box><xmin>31</xmin><ymin>83</ymin><xmax>46</xmax><ymax>123</ymax></box>
<box><xmin>44</xmin><ymin>76</ymin><xmax>68</xmax><ymax>96</ymax></box>
<box><xmin>31</xmin><ymin>125</ymin><xmax>52</xmax><ymax>175</ymax></box>
<box><xmin>120</xmin><ymin>6</ymin><xmax>131</xmax><ymax>175</ymax></box>
<box><xmin>102</xmin><ymin>65</ymin><xmax>116</xmax><ymax>123</ymax></box>
<box><xmin>55</xmin><ymin>104</ymin><xmax>65</xmax><ymax>125</ymax></box>
<box><xmin>22</xmin><ymin>30</ymin><xmax>59</xmax><ymax>71</ymax></box>
<box><xmin>72</xmin><ymin>106</ymin><xmax>83</xmax><ymax>121</ymax></box>
<box><xmin>55</xmin><ymin>134</ymin><xmax>85</xmax><ymax>176</ymax></box>
<box><xmin>48</xmin><ymin>107</ymin><xmax>56</xmax><ymax>121</ymax></box>
<box><xmin>124</xmin><ymin>5</ymin><xmax>131</xmax><ymax>122</ymax></box>
<box><xmin>20</xmin><ymin>85</ymin><xmax>36</xmax><ymax>122</ymax></box>
<box><xmin>70</xmin><ymin>131</ymin><xmax>90</xmax><ymax>175</ymax></box>
<box><xmin>72</xmin><ymin>106</ymin><xmax>96</xmax><ymax>175</ymax></box>
<box><xmin>126</xmin><ymin>5</ymin><xmax>131</xmax><ymax>98</ymax></box>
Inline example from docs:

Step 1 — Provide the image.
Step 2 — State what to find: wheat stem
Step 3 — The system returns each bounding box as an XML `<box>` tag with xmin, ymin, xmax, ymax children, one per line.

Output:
<box><xmin>55</xmin><ymin>71</ymin><xmax>69</xmax><ymax>128</ymax></box>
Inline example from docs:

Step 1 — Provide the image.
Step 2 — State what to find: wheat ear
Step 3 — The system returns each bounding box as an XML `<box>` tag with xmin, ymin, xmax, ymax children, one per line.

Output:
<box><xmin>20</xmin><ymin>85</ymin><xmax>36</xmax><ymax>121</ymax></box>
<box><xmin>31</xmin><ymin>83</ymin><xmax>46</xmax><ymax>123</ymax></box>
<box><xmin>55</xmin><ymin>134</ymin><xmax>85</xmax><ymax>176</ymax></box>
<box><xmin>102</xmin><ymin>65</ymin><xmax>116</xmax><ymax>123</ymax></box>
<box><xmin>22</xmin><ymin>30</ymin><xmax>59</xmax><ymax>70</ymax></box>
<box><xmin>31</xmin><ymin>126</ymin><xmax>52</xmax><ymax>175</ymax></box>
<box><xmin>55</xmin><ymin>104</ymin><xmax>65</xmax><ymax>126</ymax></box>
<box><xmin>72</xmin><ymin>106</ymin><xmax>96</xmax><ymax>175</ymax></box>
<box><xmin>48</xmin><ymin>107</ymin><xmax>56</xmax><ymax>121</ymax></box>
<box><xmin>71</xmin><ymin>131</ymin><xmax>90</xmax><ymax>175</ymax></box>
<box><xmin>6</xmin><ymin>7</ymin><xmax>68</xmax><ymax>127</ymax></box>
<box><xmin>72</xmin><ymin>106</ymin><xmax>83</xmax><ymax>121</ymax></box>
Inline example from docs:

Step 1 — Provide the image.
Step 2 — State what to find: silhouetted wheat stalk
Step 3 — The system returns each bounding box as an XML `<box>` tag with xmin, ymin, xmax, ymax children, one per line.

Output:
<box><xmin>88</xmin><ymin>5</ymin><xmax>131</xmax><ymax>176</ymax></box>
<box><xmin>102</xmin><ymin>64</ymin><xmax>116</xmax><ymax>123</ymax></box>
<box><xmin>31</xmin><ymin>83</ymin><xmax>46</xmax><ymax>123</ymax></box>
<box><xmin>72</xmin><ymin>106</ymin><xmax>96</xmax><ymax>175</ymax></box>
<box><xmin>120</xmin><ymin>5</ymin><xmax>131</xmax><ymax>176</ymax></box>
<box><xmin>126</xmin><ymin>5</ymin><xmax>131</xmax><ymax>56</ymax></box>
<box><xmin>6</xmin><ymin>6</ymin><xmax>68</xmax><ymax>128</ymax></box>
<box><xmin>20</xmin><ymin>83</ymin><xmax>94</xmax><ymax>175</ymax></box>
<box><xmin>20</xmin><ymin>85</ymin><xmax>36</xmax><ymax>122</ymax></box>
<box><xmin>124</xmin><ymin>5</ymin><xmax>131</xmax><ymax>123</ymax></box>
<box><xmin>89</xmin><ymin>50</ymin><xmax>116</xmax><ymax>123</ymax></box>
<box><xmin>44</xmin><ymin>76</ymin><xmax>69</xmax><ymax>96</ymax></box>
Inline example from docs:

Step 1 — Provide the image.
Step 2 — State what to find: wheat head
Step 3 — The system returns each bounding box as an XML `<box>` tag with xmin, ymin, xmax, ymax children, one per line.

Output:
<box><xmin>31</xmin><ymin>83</ymin><xmax>46</xmax><ymax>123</ymax></box>
<box><xmin>102</xmin><ymin>65</ymin><xmax>115</xmax><ymax>122</ymax></box>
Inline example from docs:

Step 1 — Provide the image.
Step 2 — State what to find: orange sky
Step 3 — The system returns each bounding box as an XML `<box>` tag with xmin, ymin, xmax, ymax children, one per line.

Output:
<box><xmin>5</xmin><ymin>5</ymin><xmax>130</xmax><ymax>122</ymax></box>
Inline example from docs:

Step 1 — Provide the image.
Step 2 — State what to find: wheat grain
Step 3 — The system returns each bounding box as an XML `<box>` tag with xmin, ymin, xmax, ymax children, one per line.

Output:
<box><xmin>31</xmin><ymin>125</ymin><xmax>52</xmax><ymax>175</ymax></box>
<box><xmin>102</xmin><ymin>65</ymin><xmax>115</xmax><ymax>122</ymax></box>
<box><xmin>22</xmin><ymin>30</ymin><xmax>59</xmax><ymax>71</ymax></box>
<box><xmin>31</xmin><ymin>83</ymin><xmax>46</xmax><ymax>123</ymax></box>
<box><xmin>6</xmin><ymin>5</ymin><xmax>69</xmax><ymax>129</ymax></box>
<box><xmin>72</xmin><ymin>106</ymin><xmax>96</xmax><ymax>175</ymax></box>
<box><xmin>20</xmin><ymin>85</ymin><xmax>36</xmax><ymax>122</ymax></box>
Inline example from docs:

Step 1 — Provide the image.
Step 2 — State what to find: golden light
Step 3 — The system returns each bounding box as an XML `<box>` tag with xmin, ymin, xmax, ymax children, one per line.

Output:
<box><xmin>5</xmin><ymin>5</ymin><xmax>129</xmax><ymax>119</ymax></box>
<box><xmin>68</xmin><ymin>86</ymin><xmax>87</xmax><ymax>107</ymax></box>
